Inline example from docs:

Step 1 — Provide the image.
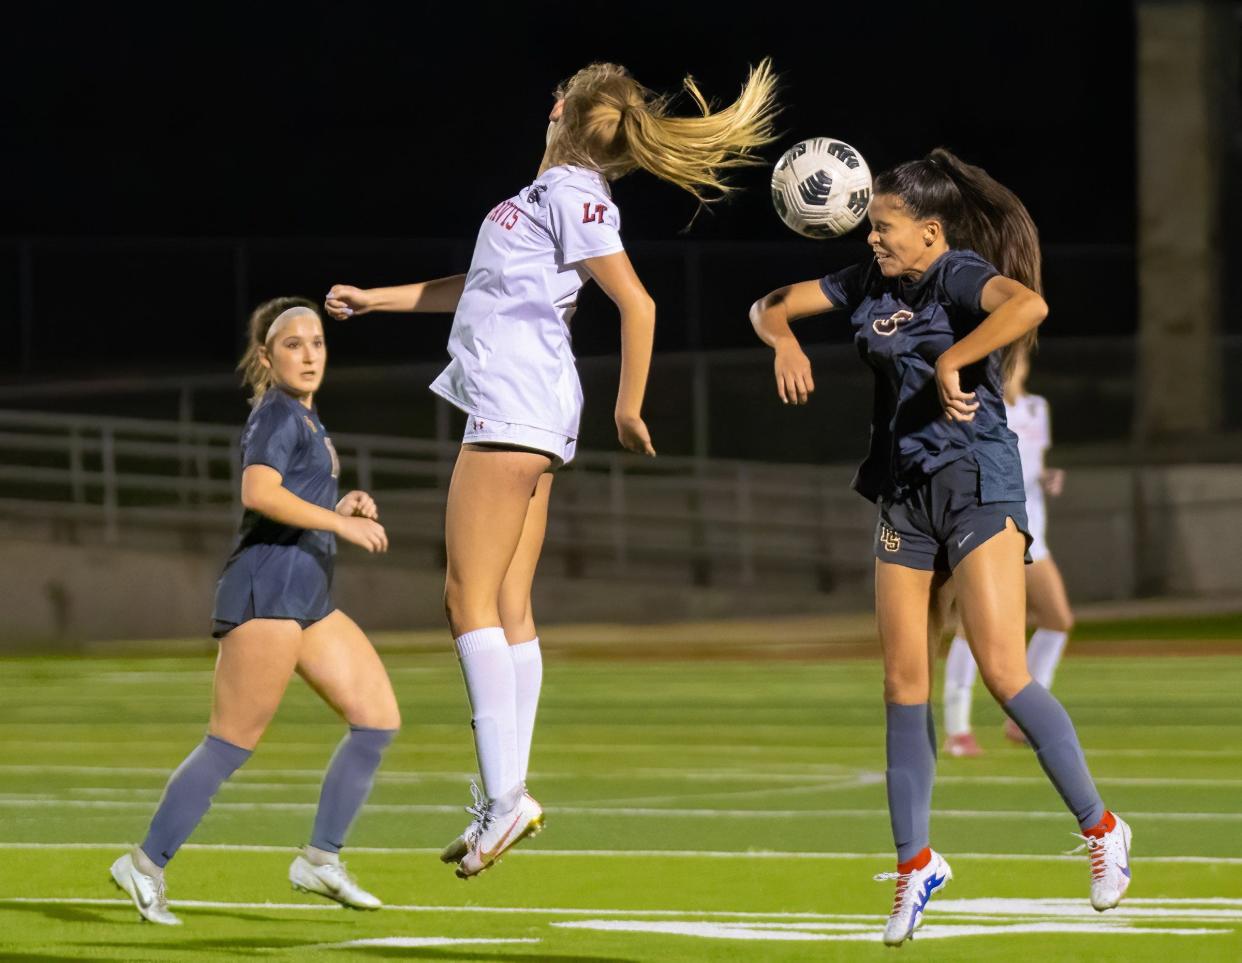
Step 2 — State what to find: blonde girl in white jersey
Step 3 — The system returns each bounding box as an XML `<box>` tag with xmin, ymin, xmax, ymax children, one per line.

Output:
<box><xmin>325</xmin><ymin>60</ymin><xmax>779</xmax><ymax>876</ymax></box>
<box><xmin>942</xmin><ymin>347</ymin><xmax>1076</xmax><ymax>756</ymax></box>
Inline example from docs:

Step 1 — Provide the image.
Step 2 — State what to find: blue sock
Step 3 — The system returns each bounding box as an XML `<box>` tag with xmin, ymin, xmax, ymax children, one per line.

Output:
<box><xmin>885</xmin><ymin>702</ymin><xmax>937</xmax><ymax>863</ymax></box>
<box><xmin>1004</xmin><ymin>681</ymin><xmax>1105</xmax><ymax>829</ymax></box>
<box><xmin>309</xmin><ymin>726</ymin><xmax>398</xmax><ymax>853</ymax></box>
<box><xmin>141</xmin><ymin>735</ymin><xmax>251</xmax><ymax>867</ymax></box>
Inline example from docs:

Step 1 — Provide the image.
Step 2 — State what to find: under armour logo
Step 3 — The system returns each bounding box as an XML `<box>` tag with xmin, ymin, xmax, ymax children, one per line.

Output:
<box><xmin>474</xmin><ymin>419</ymin><xmax>486</xmax><ymax>431</ymax></box>
<box><xmin>879</xmin><ymin>523</ymin><xmax>901</xmax><ymax>552</ymax></box>
<box><xmin>873</xmin><ymin>309</ymin><xmax>913</xmax><ymax>337</ymax></box>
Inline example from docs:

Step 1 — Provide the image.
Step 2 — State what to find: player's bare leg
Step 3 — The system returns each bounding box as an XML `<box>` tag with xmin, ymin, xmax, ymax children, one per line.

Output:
<box><xmin>956</xmin><ymin>520</ymin><xmax>1128</xmax><ymax>909</ymax></box>
<box><xmin>442</xmin><ymin>473</ymin><xmax>554</xmax><ymax>865</ymax></box>
<box><xmin>874</xmin><ymin>562</ymin><xmax>953</xmax><ymax>945</ymax></box>
<box><xmin>290</xmin><ymin>611</ymin><xmax>400</xmax><ymax>908</ymax></box>
<box><xmin>442</xmin><ymin>447</ymin><xmax>549</xmax><ymax>875</ymax></box>
<box><xmin>112</xmin><ymin>620</ymin><xmax>301</xmax><ymax>924</ymax></box>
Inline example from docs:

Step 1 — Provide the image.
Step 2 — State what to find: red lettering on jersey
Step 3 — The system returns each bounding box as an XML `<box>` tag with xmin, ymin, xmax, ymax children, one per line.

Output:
<box><xmin>487</xmin><ymin>200</ymin><xmax>522</xmax><ymax>231</ymax></box>
<box><xmin>582</xmin><ymin>202</ymin><xmax>609</xmax><ymax>224</ymax></box>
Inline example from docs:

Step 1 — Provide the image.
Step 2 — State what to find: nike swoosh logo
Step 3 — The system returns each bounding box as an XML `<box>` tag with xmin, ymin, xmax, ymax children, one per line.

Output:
<box><xmin>479</xmin><ymin>811</ymin><xmax>524</xmax><ymax>863</ymax></box>
<box><xmin>957</xmin><ymin>532</ymin><xmax>974</xmax><ymax>549</ymax></box>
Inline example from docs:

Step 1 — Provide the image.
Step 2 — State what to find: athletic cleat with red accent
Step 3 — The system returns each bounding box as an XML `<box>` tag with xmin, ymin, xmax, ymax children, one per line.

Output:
<box><xmin>440</xmin><ymin>781</ymin><xmax>487</xmax><ymax>865</ymax></box>
<box><xmin>455</xmin><ymin>792</ymin><xmax>544</xmax><ymax>879</ymax></box>
<box><xmin>1003</xmin><ymin>718</ymin><xmax>1028</xmax><ymax>745</ymax></box>
<box><xmin>874</xmin><ymin>848</ymin><xmax>952</xmax><ymax>946</ymax></box>
<box><xmin>943</xmin><ymin>732</ymin><xmax>984</xmax><ymax>757</ymax></box>
<box><xmin>1069</xmin><ymin>812</ymin><xmax>1132</xmax><ymax>911</ymax></box>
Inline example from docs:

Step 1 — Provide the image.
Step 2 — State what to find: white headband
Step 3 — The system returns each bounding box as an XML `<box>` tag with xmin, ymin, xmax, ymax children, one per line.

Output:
<box><xmin>265</xmin><ymin>306</ymin><xmax>318</xmax><ymax>343</ymax></box>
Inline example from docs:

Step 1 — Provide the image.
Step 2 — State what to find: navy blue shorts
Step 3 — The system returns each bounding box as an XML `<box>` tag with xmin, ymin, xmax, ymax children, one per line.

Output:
<box><xmin>211</xmin><ymin>543</ymin><xmax>335</xmax><ymax>639</ymax></box>
<box><xmin>874</xmin><ymin>454</ymin><xmax>1032</xmax><ymax>573</ymax></box>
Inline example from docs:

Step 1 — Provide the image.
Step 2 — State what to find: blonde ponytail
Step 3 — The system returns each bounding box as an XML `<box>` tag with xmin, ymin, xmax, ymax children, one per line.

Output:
<box><xmin>547</xmin><ymin>59</ymin><xmax>781</xmax><ymax>203</ymax></box>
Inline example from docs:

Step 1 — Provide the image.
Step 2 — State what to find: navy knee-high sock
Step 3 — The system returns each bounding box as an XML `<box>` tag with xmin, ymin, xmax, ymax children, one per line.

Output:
<box><xmin>885</xmin><ymin>703</ymin><xmax>937</xmax><ymax>863</ymax></box>
<box><xmin>141</xmin><ymin>735</ymin><xmax>252</xmax><ymax>867</ymax></box>
<box><xmin>309</xmin><ymin>726</ymin><xmax>398</xmax><ymax>853</ymax></box>
<box><xmin>1004</xmin><ymin>681</ymin><xmax>1105</xmax><ymax>829</ymax></box>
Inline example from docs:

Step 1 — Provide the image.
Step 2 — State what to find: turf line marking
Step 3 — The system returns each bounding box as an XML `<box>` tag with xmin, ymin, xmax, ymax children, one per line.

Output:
<box><xmin>4</xmin><ymin>897</ymin><xmax>1237</xmax><ymax>927</ymax></box>
<box><xmin>554</xmin><ymin>920</ymin><xmax>1229</xmax><ymax>942</ymax></box>
<box><xmin>937</xmin><ymin>775</ymin><xmax>1242</xmax><ymax>788</ymax></box>
<box><xmin>311</xmin><ymin>938</ymin><xmax>541</xmax><ymax>949</ymax></box>
<box><xmin>5</xmin><ymin>842</ymin><xmax>1240</xmax><ymax>864</ymax></box>
<box><xmin>4</xmin><ymin>798</ymin><xmax>1237</xmax><ymax>823</ymax></box>
<box><xmin>8</xmin><ymin>764</ymin><xmax>1242</xmax><ymax>790</ymax></box>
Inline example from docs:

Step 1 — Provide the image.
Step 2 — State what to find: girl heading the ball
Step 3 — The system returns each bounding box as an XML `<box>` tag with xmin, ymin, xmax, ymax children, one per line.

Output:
<box><xmin>326</xmin><ymin>61</ymin><xmax>780</xmax><ymax>878</ymax></box>
<box><xmin>749</xmin><ymin>148</ymin><xmax>1131</xmax><ymax>945</ymax></box>
<box><xmin>109</xmin><ymin>298</ymin><xmax>401</xmax><ymax>924</ymax></box>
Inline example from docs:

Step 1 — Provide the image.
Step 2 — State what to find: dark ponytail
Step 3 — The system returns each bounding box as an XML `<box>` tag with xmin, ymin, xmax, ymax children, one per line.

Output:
<box><xmin>873</xmin><ymin>148</ymin><xmax>1041</xmax><ymax>378</ymax></box>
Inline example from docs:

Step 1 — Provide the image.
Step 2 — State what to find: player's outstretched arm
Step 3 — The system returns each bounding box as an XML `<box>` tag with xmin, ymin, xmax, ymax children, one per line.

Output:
<box><xmin>242</xmin><ymin>465</ymin><xmax>388</xmax><ymax>553</ymax></box>
<box><xmin>749</xmin><ymin>280</ymin><xmax>835</xmax><ymax>405</ymax></box>
<box><xmin>584</xmin><ymin>250</ymin><xmax>657</xmax><ymax>456</ymax></box>
<box><xmin>934</xmin><ymin>276</ymin><xmax>1047</xmax><ymax>423</ymax></box>
<box><xmin>324</xmin><ymin>276</ymin><xmax>467</xmax><ymax>320</ymax></box>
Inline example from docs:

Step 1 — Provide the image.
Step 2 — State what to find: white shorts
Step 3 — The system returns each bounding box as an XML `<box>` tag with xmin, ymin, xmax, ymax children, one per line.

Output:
<box><xmin>1026</xmin><ymin>491</ymin><xmax>1049</xmax><ymax>562</ymax></box>
<box><xmin>463</xmin><ymin>415</ymin><xmax>577</xmax><ymax>468</ymax></box>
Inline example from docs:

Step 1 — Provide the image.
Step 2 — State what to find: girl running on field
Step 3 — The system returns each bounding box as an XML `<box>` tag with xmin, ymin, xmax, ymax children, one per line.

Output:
<box><xmin>325</xmin><ymin>60</ymin><xmax>779</xmax><ymax>878</ymax></box>
<box><xmin>943</xmin><ymin>346</ymin><xmax>1077</xmax><ymax>756</ymax></box>
<box><xmin>749</xmin><ymin>148</ymin><xmax>1130</xmax><ymax>945</ymax></box>
<box><xmin>110</xmin><ymin>298</ymin><xmax>400</xmax><ymax>924</ymax></box>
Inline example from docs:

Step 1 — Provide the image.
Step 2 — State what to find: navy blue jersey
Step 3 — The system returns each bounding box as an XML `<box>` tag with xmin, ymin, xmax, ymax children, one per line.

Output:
<box><xmin>211</xmin><ymin>389</ymin><xmax>340</xmax><ymax>631</ymax></box>
<box><xmin>820</xmin><ymin>249</ymin><xmax>1025</xmax><ymax>505</ymax></box>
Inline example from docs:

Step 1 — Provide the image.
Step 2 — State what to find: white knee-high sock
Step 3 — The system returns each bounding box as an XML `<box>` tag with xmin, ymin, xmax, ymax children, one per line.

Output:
<box><xmin>455</xmin><ymin>628</ymin><xmax>521</xmax><ymax>807</ymax></box>
<box><xmin>1027</xmin><ymin>628</ymin><xmax>1069</xmax><ymax>689</ymax></box>
<box><xmin>943</xmin><ymin>636</ymin><xmax>978</xmax><ymax>737</ymax></box>
<box><xmin>509</xmin><ymin>637</ymin><xmax>543</xmax><ymax>787</ymax></box>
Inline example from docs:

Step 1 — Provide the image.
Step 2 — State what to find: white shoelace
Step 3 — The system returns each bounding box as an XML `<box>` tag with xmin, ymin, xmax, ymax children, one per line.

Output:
<box><xmin>464</xmin><ymin>781</ymin><xmax>493</xmax><ymax>844</ymax></box>
<box><xmin>1065</xmin><ymin>833</ymin><xmax>1108</xmax><ymax>880</ymax></box>
<box><xmin>873</xmin><ymin>871</ymin><xmax>914</xmax><ymax>914</ymax></box>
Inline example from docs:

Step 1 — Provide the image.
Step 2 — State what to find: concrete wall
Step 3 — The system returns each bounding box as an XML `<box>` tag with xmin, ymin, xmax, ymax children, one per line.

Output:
<box><xmin>3</xmin><ymin>464</ymin><xmax>1241</xmax><ymax>647</ymax></box>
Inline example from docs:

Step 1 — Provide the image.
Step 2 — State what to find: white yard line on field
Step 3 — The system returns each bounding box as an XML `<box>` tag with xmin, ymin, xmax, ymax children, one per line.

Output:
<box><xmin>1</xmin><ymin>797</ymin><xmax>1238</xmax><ymax>822</ymax></box>
<box><xmin>4</xmin><ymin>842</ymin><xmax>1240</xmax><ymax>864</ymax></box>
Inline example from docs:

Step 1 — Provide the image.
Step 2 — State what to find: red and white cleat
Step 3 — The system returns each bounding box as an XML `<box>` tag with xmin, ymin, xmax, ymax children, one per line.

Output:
<box><xmin>1070</xmin><ymin>811</ymin><xmax>1133</xmax><ymax>911</ymax></box>
<box><xmin>943</xmin><ymin>732</ymin><xmax>984</xmax><ymax>758</ymax></box>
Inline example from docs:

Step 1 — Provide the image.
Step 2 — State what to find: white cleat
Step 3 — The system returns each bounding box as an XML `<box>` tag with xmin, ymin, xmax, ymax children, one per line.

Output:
<box><xmin>110</xmin><ymin>850</ymin><xmax>181</xmax><ymax>926</ymax></box>
<box><xmin>440</xmin><ymin>781</ymin><xmax>488</xmax><ymax>865</ymax></box>
<box><xmin>289</xmin><ymin>849</ymin><xmax>382</xmax><ymax>910</ymax></box>
<box><xmin>456</xmin><ymin>791</ymin><xmax>544</xmax><ymax>879</ymax></box>
<box><xmin>875</xmin><ymin>849</ymin><xmax>952</xmax><ymax>946</ymax></box>
<box><xmin>1070</xmin><ymin>813</ymin><xmax>1133</xmax><ymax>911</ymax></box>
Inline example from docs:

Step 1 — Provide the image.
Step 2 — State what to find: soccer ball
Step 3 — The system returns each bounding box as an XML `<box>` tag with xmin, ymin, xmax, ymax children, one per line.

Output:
<box><xmin>770</xmin><ymin>138</ymin><xmax>873</xmax><ymax>239</ymax></box>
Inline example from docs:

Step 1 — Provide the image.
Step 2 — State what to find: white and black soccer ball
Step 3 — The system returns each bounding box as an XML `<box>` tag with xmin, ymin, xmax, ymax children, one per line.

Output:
<box><xmin>770</xmin><ymin>138</ymin><xmax>873</xmax><ymax>239</ymax></box>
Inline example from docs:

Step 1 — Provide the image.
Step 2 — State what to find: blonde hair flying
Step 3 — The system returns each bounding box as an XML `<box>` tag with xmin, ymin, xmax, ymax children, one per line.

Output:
<box><xmin>546</xmin><ymin>59</ymin><xmax>781</xmax><ymax>203</ymax></box>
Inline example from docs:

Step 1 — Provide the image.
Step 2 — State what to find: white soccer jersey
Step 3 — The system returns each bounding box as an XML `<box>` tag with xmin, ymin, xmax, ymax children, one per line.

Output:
<box><xmin>430</xmin><ymin>164</ymin><xmax>625</xmax><ymax>438</ymax></box>
<box><xmin>1005</xmin><ymin>393</ymin><xmax>1050</xmax><ymax>494</ymax></box>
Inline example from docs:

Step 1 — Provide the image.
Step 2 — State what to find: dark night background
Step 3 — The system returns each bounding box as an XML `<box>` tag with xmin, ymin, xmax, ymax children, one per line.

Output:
<box><xmin>1</xmin><ymin>1</ymin><xmax>1137</xmax><ymax>376</ymax></box>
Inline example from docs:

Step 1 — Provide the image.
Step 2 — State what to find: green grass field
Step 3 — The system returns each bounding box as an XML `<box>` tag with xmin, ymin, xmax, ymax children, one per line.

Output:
<box><xmin>2</xmin><ymin>627</ymin><xmax>1241</xmax><ymax>961</ymax></box>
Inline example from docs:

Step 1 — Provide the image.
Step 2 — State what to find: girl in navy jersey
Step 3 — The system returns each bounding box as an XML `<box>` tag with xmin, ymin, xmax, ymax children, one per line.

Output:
<box><xmin>326</xmin><ymin>61</ymin><xmax>779</xmax><ymax>878</ymax></box>
<box><xmin>109</xmin><ymin>298</ymin><xmax>400</xmax><ymax>924</ymax></box>
<box><xmin>749</xmin><ymin>149</ymin><xmax>1130</xmax><ymax>945</ymax></box>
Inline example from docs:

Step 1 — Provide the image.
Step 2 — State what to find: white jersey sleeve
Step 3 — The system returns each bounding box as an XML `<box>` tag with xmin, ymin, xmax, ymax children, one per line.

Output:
<box><xmin>1006</xmin><ymin>393</ymin><xmax>1051</xmax><ymax>494</ymax></box>
<box><xmin>545</xmin><ymin>180</ymin><xmax>624</xmax><ymax>264</ymax></box>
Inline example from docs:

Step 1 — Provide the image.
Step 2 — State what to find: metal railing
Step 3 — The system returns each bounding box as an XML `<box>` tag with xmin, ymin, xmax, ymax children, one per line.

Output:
<box><xmin>0</xmin><ymin>409</ymin><xmax>875</xmax><ymax>590</ymax></box>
